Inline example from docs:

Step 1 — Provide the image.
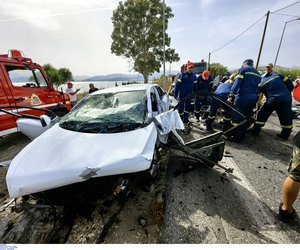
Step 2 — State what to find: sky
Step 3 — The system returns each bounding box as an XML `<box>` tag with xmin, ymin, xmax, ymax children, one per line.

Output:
<box><xmin>0</xmin><ymin>0</ymin><xmax>299</xmax><ymax>77</ymax></box>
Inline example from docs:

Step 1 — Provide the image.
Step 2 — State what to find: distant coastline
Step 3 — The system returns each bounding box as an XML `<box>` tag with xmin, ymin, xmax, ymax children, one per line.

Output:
<box><xmin>61</xmin><ymin>81</ymin><xmax>144</xmax><ymax>93</ymax></box>
<box><xmin>73</xmin><ymin>71</ymin><xmax>179</xmax><ymax>82</ymax></box>
<box><xmin>81</xmin><ymin>74</ymin><xmax>140</xmax><ymax>82</ymax></box>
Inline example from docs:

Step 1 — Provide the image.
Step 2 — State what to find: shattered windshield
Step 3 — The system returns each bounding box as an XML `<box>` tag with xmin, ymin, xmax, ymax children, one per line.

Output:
<box><xmin>59</xmin><ymin>90</ymin><xmax>147</xmax><ymax>133</ymax></box>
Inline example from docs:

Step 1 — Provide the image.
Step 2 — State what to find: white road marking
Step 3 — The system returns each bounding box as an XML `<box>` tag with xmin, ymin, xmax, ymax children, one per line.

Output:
<box><xmin>220</xmin><ymin>156</ymin><xmax>291</xmax><ymax>243</ymax></box>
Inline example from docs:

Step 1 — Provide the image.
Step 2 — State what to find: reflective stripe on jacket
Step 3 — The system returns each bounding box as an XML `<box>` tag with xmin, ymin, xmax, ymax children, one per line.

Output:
<box><xmin>175</xmin><ymin>71</ymin><xmax>197</xmax><ymax>99</ymax></box>
<box><xmin>230</xmin><ymin>66</ymin><xmax>261</xmax><ymax>98</ymax></box>
<box><xmin>259</xmin><ymin>72</ymin><xmax>294</xmax><ymax>102</ymax></box>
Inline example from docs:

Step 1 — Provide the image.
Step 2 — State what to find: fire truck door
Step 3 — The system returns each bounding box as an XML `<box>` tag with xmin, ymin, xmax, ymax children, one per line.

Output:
<box><xmin>4</xmin><ymin>66</ymin><xmax>57</xmax><ymax>109</ymax></box>
<box><xmin>0</xmin><ymin>69</ymin><xmax>18</xmax><ymax>135</ymax></box>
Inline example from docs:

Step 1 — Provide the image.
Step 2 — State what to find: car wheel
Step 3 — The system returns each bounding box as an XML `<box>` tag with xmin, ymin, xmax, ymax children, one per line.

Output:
<box><xmin>149</xmin><ymin>146</ymin><xmax>161</xmax><ymax>179</ymax></box>
<box><xmin>140</xmin><ymin>146</ymin><xmax>161</xmax><ymax>191</ymax></box>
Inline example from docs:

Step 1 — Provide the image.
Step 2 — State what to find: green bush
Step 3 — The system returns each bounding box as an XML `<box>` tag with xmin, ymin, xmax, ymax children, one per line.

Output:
<box><xmin>153</xmin><ymin>75</ymin><xmax>173</xmax><ymax>92</ymax></box>
<box><xmin>258</xmin><ymin>67</ymin><xmax>300</xmax><ymax>81</ymax></box>
<box><xmin>276</xmin><ymin>68</ymin><xmax>300</xmax><ymax>81</ymax></box>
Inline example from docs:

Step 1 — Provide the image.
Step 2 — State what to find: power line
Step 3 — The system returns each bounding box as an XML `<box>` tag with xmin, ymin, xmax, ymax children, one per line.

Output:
<box><xmin>210</xmin><ymin>15</ymin><xmax>265</xmax><ymax>54</ymax></box>
<box><xmin>272</xmin><ymin>12</ymin><xmax>300</xmax><ymax>18</ymax></box>
<box><xmin>271</xmin><ymin>1</ymin><xmax>300</xmax><ymax>13</ymax></box>
<box><xmin>209</xmin><ymin>1</ymin><xmax>300</xmax><ymax>56</ymax></box>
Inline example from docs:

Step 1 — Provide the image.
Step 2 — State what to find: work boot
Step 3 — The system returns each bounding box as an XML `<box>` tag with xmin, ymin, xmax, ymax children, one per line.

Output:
<box><xmin>182</xmin><ymin>124</ymin><xmax>191</xmax><ymax>135</ymax></box>
<box><xmin>222</xmin><ymin>124</ymin><xmax>230</xmax><ymax>132</ymax></box>
<box><xmin>249</xmin><ymin>129</ymin><xmax>259</xmax><ymax>136</ymax></box>
<box><xmin>206</xmin><ymin>123</ymin><xmax>213</xmax><ymax>131</ymax></box>
<box><xmin>278</xmin><ymin>203</ymin><xmax>295</xmax><ymax>222</ymax></box>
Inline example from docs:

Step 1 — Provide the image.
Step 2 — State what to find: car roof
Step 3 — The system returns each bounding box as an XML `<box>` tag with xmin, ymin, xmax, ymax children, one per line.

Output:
<box><xmin>90</xmin><ymin>83</ymin><xmax>157</xmax><ymax>95</ymax></box>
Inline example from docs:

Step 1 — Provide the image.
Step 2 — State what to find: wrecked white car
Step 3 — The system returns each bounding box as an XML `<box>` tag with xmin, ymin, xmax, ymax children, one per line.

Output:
<box><xmin>4</xmin><ymin>84</ymin><xmax>249</xmax><ymax>199</ymax></box>
<box><xmin>5</xmin><ymin>84</ymin><xmax>184</xmax><ymax>198</ymax></box>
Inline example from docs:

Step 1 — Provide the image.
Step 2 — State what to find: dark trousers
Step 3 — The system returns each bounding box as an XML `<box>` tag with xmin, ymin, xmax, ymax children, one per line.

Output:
<box><xmin>194</xmin><ymin>95</ymin><xmax>208</xmax><ymax>120</ymax></box>
<box><xmin>205</xmin><ymin>95</ymin><xmax>231</xmax><ymax>126</ymax></box>
<box><xmin>253</xmin><ymin>99</ymin><xmax>293</xmax><ymax>138</ymax></box>
<box><xmin>231</xmin><ymin>95</ymin><xmax>257</xmax><ymax>142</ymax></box>
<box><xmin>178</xmin><ymin>98</ymin><xmax>192</xmax><ymax>124</ymax></box>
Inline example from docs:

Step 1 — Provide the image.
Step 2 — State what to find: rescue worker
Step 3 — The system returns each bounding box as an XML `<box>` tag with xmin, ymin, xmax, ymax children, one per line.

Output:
<box><xmin>194</xmin><ymin>69</ymin><xmax>213</xmax><ymax>121</ymax></box>
<box><xmin>278</xmin><ymin>131</ymin><xmax>300</xmax><ymax>222</ymax></box>
<box><xmin>220</xmin><ymin>72</ymin><xmax>231</xmax><ymax>83</ymax></box>
<box><xmin>205</xmin><ymin>73</ymin><xmax>236</xmax><ymax>131</ymax></box>
<box><xmin>174</xmin><ymin>61</ymin><xmax>197</xmax><ymax>127</ymax></box>
<box><xmin>227</xmin><ymin>59</ymin><xmax>261</xmax><ymax>142</ymax></box>
<box><xmin>252</xmin><ymin>63</ymin><xmax>294</xmax><ymax>140</ymax></box>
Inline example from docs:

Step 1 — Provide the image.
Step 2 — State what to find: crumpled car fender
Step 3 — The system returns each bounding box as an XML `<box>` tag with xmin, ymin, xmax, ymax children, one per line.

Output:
<box><xmin>6</xmin><ymin>122</ymin><xmax>158</xmax><ymax>198</ymax></box>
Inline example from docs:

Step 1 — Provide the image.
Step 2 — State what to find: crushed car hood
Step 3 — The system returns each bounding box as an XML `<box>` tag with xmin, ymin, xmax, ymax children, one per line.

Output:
<box><xmin>6</xmin><ymin>122</ymin><xmax>158</xmax><ymax>198</ymax></box>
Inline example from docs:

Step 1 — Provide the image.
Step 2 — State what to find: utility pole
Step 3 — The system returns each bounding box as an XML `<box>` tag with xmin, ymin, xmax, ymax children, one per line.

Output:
<box><xmin>274</xmin><ymin>17</ymin><xmax>300</xmax><ymax>66</ymax></box>
<box><xmin>208</xmin><ymin>52</ymin><xmax>211</xmax><ymax>69</ymax></box>
<box><xmin>162</xmin><ymin>0</ymin><xmax>166</xmax><ymax>90</ymax></box>
<box><xmin>256</xmin><ymin>11</ymin><xmax>270</xmax><ymax>69</ymax></box>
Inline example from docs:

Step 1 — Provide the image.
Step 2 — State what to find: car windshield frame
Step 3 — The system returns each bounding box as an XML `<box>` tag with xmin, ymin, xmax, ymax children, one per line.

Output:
<box><xmin>59</xmin><ymin>89</ymin><xmax>148</xmax><ymax>133</ymax></box>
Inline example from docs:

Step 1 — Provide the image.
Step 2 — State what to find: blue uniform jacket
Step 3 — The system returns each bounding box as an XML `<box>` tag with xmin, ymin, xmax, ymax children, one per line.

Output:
<box><xmin>230</xmin><ymin>66</ymin><xmax>261</xmax><ymax>99</ymax></box>
<box><xmin>194</xmin><ymin>75</ymin><xmax>213</xmax><ymax>93</ymax></box>
<box><xmin>259</xmin><ymin>72</ymin><xmax>294</xmax><ymax>102</ymax></box>
<box><xmin>215</xmin><ymin>82</ymin><xmax>231</xmax><ymax>98</ymax></box>
<box><xmin>175</xmin><ymin>71</ymin><xmax>197</xmax><ymax>99</ymax></box>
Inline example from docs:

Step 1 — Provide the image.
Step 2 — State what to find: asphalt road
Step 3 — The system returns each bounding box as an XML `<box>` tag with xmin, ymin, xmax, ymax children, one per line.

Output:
<box><xmin>1</xmin><ymin>110</ymin><xmax>299</xmax><ymax>244</ymax></box>
<box><xmin>162</xmin><ymin>112</ymin><xmax>300</xmax><ymax>243</ymax></box>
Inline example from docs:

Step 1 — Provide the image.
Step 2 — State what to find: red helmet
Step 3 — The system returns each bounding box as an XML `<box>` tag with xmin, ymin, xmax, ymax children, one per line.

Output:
<box><xmin>187</xmin><ymin>61</ymin><xmax>194</xmax><ymax>69</ymax></box>
<box><xmin>202</xmin><ymin>70</ymin><xmax>210</xmax><ymax>80</ymax></box>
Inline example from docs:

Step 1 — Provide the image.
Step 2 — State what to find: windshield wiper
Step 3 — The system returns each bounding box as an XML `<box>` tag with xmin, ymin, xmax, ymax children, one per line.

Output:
<box><xmin>59</xmin><ymin>120</ymin><xmax>80</xmax><ymax>131</ymax></box>
<box><xmin>77</xmin><ymin>123</ymin><xmax>123</xmax><ymax>133</ymax></box>
<box><xmin>77</xmin><ymin>123</ymin><xmax>105</xmax><ymax>133</ymax></box>
<box><xmin>78</xmin><ymin>122</ymin><xmax>142</xmax><ymax>133</ymax></box>
<box><xmin>122</xmin><ymin>122</ymin><xmax>143</xmax><ymax>130</ymax></box>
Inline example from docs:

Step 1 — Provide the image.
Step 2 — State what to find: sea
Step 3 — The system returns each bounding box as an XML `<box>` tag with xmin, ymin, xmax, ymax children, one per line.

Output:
<box><xmin>59</xmin><ymin>81</ymin><xmax>145</xmax><ymax>93</ymax></box>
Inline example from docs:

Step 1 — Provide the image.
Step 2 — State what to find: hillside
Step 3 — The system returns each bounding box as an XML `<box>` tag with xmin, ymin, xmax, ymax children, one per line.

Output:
<box><xmin>81</xmin><ymin>73</ymin><xmax>139</xmax><ymax>82</ymax></box>
<box><xmin>74</xmin><ymin>71</ymin><xmax>179</xmax><ymax>82</ymax></box>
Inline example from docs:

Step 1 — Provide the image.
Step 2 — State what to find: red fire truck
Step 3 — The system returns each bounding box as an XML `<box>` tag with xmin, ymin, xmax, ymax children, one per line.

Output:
<box><xmin>0</xmin><ymin>49</ymin><xmax>72</xmax><ymax>137</ymax></box>
<box><xmin>180</xmin><ymin>59</ymin><xmax>207</xmax><ymax>76</ymax></box>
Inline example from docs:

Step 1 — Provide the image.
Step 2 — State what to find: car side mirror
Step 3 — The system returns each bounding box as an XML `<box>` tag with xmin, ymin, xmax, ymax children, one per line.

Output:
<box><xmin>40</xmin><ymin>115</ymin><xmax>51</xmax><ymax>127</ymax></box>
